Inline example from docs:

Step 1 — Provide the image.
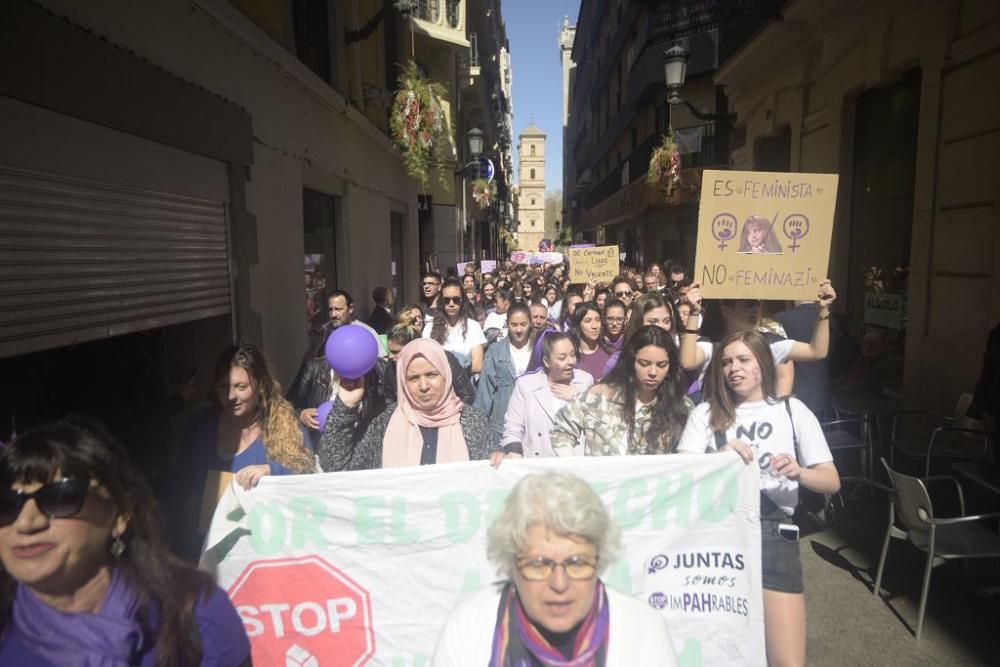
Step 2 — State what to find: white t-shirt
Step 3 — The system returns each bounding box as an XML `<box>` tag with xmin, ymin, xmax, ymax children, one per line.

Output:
<box><xmin>509</xmin><ymin>342</ymin><xmax>532</xmax><ymax>376</ymax></box>
<box><xmin>677</xmin><ymin>397</ymin><xmax>833</xmax><ymax>515</ymax></box>
<box><xmin>422</xmin><ymin>318</ymin><xmax>487</xmax><ymax>360</ymax></box>
<box><xmin>482</xmin><ymin>311</ymin><xmax>508</xmax><ymax>339</ymax></box>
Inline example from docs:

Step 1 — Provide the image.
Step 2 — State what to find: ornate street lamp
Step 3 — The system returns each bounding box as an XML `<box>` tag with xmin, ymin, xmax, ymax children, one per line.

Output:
<box><xmin>467</xmin><ymin>127</ymin><xmax>484</xmax><ymax>159</ymax></box>
<box><xmin>664</xmin><ymin>44</ymin><xmax>735</xmax><ymax>122</ymax></box>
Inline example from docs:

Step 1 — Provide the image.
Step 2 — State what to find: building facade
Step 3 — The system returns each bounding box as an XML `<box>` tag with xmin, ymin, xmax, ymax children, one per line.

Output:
<box><xmin>713</xmin><ymin>0</ymin><xmax>1000</xmax><ymax>412</ymax></box>
<box><xmin>559</xmin><ymin>16</ymin><xmax>577</xmax><ymax>223</ymax></box>
<box><xmin>0</xmin><ymin>0</ymin><xmax>512</xmax><ymax>438</ymax></box>
<box><xmin>565</xmin><ymin>0</ymin><xmax>731</xmax><ymax>268</ymax></box>
<box><xmin>516</xmin><ymin>124</ymin><xmax>547</xmax><ymax>252</ymax></box>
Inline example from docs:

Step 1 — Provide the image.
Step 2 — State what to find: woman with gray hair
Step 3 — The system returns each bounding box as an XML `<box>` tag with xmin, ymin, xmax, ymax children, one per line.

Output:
<box><xmin>433</xmin><ymin>471</ymin><xmax>677</xmax><ymax>666</ymax></box>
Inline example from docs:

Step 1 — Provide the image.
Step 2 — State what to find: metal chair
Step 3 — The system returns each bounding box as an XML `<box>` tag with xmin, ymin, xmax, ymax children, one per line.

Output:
<box><xmin>889</xmin><ymin>393</ymin><xmax>990</xmax><ymax>476</ymax></box>
<box><xmin>873</xmin><ymin>459</ymin><xmax>1000</xmax><ymax>639</ymax></box>
<box><xmin>820</xmin><ymin>416</ymin><xmax>872</xmax><ymax>515</ymax></box>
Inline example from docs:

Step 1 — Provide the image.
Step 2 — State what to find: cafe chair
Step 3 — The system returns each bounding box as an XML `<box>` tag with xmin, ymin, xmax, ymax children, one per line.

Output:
<box><xmin>820</xmin><ymin>416</ymin><xmax>872</xmax><ymax>514</ymax></box>
<box><xmin>889</xmin><ymin>393</ymin><xmax>990</xmax><ymax>476</ymax></box>
<box><xmin>873</xmin><ymin>459</ymin><xmax>1000</xmax><ymax>640</ymax></box>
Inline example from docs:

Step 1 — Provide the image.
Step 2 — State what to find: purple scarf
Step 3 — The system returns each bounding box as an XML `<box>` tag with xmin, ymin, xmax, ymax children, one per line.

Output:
<box><xmin>13</xmin><ymin>568</ymin><xmax>144</xmax><ymax>666</ymax></box>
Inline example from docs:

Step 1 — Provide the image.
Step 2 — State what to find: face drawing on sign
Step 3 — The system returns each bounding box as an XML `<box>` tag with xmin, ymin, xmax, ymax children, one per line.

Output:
<box><xmin>737</xmin><ymin>215</ymin><xmax>782</xmax><ymax>254</ymax></box>
<box><xmin>781</xmin><ymin>214</ymin><xmax>810</xmax><ymax>253</ymax></box>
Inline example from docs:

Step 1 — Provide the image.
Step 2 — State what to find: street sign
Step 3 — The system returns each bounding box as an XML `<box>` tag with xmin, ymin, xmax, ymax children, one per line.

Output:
<box><xmin>480</xmin><ymin>158</ymin><xmax>495</xmax><ymax>182</ymax></box>
<box><xmin>229</xmin><ymin>555</ymin><xmax>375</xmax><ymax>666</ymax></box>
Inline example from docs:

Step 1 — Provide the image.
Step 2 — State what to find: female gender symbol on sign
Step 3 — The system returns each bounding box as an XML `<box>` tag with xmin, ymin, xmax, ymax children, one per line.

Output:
<box><xmin>711</xmin><ymin>213</ymin><xmax>738</xmax><ymax>251</ymax></box>
<box><xmin>782</xmin><ymin>214</ymin><xmax>810</xmax><ymax>252</ymax></box>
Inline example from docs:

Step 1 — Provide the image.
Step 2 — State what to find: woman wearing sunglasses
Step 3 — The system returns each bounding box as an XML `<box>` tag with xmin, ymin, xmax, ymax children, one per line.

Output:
<box><xmin>424</xmin><ymin>280</ymin><xmax>487</xmax><ymax>375</ymax></box>
<box><xmin>0</xmin><ymin>419</ymin><xmax>250</xmax><ymax>666</ymax></box>
<box><xmin>677</xmin><ymin>331</ymin><xmax>840</xmax><ymax>667</ymax></box>
<box><xmin>433</xmin><ymin>471</ymin><xmax>676</xmax><ymax>665</ymax></box>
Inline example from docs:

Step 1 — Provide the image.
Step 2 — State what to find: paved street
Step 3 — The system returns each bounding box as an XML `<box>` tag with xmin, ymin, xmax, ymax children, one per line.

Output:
<box><xmin>802</xmin><ymin>493</ymin><xmax>1000</xmax><ymax>665</ymax></box>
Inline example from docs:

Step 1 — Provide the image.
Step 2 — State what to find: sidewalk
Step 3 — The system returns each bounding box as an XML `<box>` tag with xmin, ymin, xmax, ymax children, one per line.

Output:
<box><xmin>802</xmin><ymin>494</ymin><xmax>1000</xmax><ymax>665</ymax></box>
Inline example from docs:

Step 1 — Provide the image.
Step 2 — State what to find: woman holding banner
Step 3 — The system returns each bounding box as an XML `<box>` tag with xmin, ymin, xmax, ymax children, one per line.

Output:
<box><xmin>433</xmin><ymin>470</ymin><xmax>676</xmax><ymax>665</ymax></box>
<box><xmin>678</xmin><ymin>280</ymin><xmax>837</xmax><ymax>397</ymax></box>
<box><xmin>677</xmin><ymin>330</ymin><xmax>840</xmax><ymax>667</ymax></box>
<box><xmin>319</xmin><ymin>339</ymin><xmax>492</xmax><ymax>471</ymax></box>
<box><xmin>550</xmin><ymin>327</ymin><xmax>690</xmax><ymax>457</ymax></box>
<box><xmin>493</xmin><ymin>331</ymin><xmax>593</xmax><ymax>463</ymax></box>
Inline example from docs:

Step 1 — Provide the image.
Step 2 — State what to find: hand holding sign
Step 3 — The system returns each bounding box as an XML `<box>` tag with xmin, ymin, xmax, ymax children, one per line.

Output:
<box><xmin>816</xmin><ymin>279</ymin><xmax>836</xmax><ymax>310</ymax></box>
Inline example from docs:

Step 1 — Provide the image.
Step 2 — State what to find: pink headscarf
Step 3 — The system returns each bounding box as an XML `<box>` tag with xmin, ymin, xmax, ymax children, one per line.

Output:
<box><xmin>382</xmin><ymin>339</ymin><xmax>468</xmax><ymax>467</ymax></box>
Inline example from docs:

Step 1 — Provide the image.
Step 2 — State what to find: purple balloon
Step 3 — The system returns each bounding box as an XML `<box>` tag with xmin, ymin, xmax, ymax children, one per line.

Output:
<box><xmin>325</xmin><ymin>324</ymin><xmax>379</xmax><ymax>379</ymax></box>
<box><xmin>316</xmin><ymin>400</ymin><xmax>334</xmax><ymax>430</ymax></box>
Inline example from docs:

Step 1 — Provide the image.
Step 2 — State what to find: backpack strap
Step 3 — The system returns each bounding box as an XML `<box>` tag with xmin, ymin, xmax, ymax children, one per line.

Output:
<box><xmin>713</xmin><ymin>430</ymin><xmax>726</xmax><ymax>450</ymax></box>
<box><xmin>784</xmin><ymin>397</ymin><xmax>801</xmax><ymax>461</ymax></box>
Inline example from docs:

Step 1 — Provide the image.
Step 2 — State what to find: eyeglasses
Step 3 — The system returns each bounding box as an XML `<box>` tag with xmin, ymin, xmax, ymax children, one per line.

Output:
<box><xmin>0</xmin><ymin>479</ymin><xmax>92</xmax><ymax>526</ymax></box>
<box><xmin>604</xmin><ymin>316</ymin><xmax>625</xmax><ymax>324</ymax></box>
<box><xmin>614</xmin><ymin>290</ymin><xmax>632</xmax><ymax>298</ymax></box>
<box><xmin>516</xmin><ymin>555</ymin><xmax>598</xmax><ymax>581</ymax></box>
<box><xmin>441</xmin><ymin>296</ymin><xmax>463</xmax><ymax>305</ymax></box>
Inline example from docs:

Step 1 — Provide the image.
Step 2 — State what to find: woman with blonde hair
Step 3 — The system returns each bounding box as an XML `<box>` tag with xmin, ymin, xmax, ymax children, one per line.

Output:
<box><xmin>176</xmin><ymin>344</ymin><xmax>315</xmax><ymax>556</ymax></box>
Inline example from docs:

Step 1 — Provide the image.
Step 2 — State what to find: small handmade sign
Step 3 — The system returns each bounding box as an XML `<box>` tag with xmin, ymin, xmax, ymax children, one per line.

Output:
<box><xmin>693</xmin><ymin>170</ymin><xmax>838</xmax><ymax>300</ymax></box>
<box><xmin>568</xmin><ymin>245</ymin><xmax>620</xmax><ymax>283</ymax></box>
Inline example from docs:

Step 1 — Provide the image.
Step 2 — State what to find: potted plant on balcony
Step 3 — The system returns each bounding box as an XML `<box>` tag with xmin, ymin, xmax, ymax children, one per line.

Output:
<box><xmin>646</xmin><ymin>131</ymin><xmax>682</xmax><ymax>191</ymax></box>
<box><xmin>390</xmin><ymin>60</ymin><xmax>450</xmax><ymax>184</ymax></box>
<box><xmin>472</xmin><ymin>178</ymin><xmax>492</xmax><ymax>209</ymax></box>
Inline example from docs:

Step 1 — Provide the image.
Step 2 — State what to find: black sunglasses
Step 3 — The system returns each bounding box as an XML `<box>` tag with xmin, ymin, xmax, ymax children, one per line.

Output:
<box><xmin>0</xmin><ymin>479</ymin><xmax>91</xmax><ymax>526</ymax></box>
<box><xmin>441</xmin><ymin>296</ymin><xmax>463</xmax><ymax>305</ymax></box>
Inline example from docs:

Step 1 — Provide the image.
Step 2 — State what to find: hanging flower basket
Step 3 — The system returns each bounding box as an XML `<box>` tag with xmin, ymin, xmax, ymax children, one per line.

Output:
<box><xmin>646</xmin><ymin>131</ymin><xmax>682</xmax><ymax>189</ymax></box>
<box><xmin>389</xmin><ymin>60</ymin><xmax>451</xmax><ymax>184</ymax></box>
<box><xmin>472</xmin><ymin>178</ymin><xmax>492</xmax><ymax>209</ymax></box>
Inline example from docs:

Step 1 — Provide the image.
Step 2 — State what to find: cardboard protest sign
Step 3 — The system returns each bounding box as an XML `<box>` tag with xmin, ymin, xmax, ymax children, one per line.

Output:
<box><xmin>203</xmin><ymin>456</ymin><xmax>764</xmax><ymax>667</ymax></box>
<box><xmin>568</xmin><ymin>245</ymin><xmax>620</xmax><ymax>283</ymax></box>
<box><xmin>694</xmin><ymin>170</ymin><xmax>839</xmax><ymax>299</ymax></box>
<box><xmin>480</xmin><ymin>260</ymin><xmax>497</xmax><ymax>273</ymax></box>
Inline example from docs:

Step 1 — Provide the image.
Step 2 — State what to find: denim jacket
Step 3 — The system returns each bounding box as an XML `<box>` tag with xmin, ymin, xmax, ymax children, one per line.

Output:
<box><xmin>474</xmin><ymin>338</ymin><xmax>520</xmax><ymax>448</ymax></box>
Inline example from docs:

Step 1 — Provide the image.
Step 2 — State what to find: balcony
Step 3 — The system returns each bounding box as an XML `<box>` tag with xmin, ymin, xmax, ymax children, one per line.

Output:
<box><xmin>718</xmin><ymin>0</ymin><xmax>787</xmax><ymax>65</ymax></box>
<box><xmin>413</xmin><ymin>0</ymin><xmax>468</xmax><ymax>48</ymax></box>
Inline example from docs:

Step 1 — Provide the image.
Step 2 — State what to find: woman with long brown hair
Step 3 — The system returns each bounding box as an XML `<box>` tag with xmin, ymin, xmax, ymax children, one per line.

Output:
<box><xmin>678</xmin><ymin>330</ymin><xmax>839</xmax><ymax>666</ymax></box>
<box><xmin>176</xmin><ymin>344</ymin><xmax>315</xmax><ymax>557</ymax></box>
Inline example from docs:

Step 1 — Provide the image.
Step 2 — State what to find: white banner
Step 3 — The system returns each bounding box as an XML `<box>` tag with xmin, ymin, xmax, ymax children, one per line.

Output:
<box><xmin>202</xmin><ymin>455</ymin><xmax>765</xmax><ymax>666</ymax></box>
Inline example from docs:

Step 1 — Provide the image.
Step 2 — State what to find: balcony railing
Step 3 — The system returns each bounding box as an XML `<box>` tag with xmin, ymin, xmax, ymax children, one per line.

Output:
<box><xmin>584</xmin><ymin>122</ymin><xmax>726</xmax><ymax>211</ymax></box>
<box><xmin>416</xmin><ymin>0</ymin><xmax>440</xmax><ymax>22</ymax></box>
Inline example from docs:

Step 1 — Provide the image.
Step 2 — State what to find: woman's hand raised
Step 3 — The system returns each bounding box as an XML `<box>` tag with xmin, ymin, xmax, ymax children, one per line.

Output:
<box><xmin>234</xmin><ymin>464</ymin><xmax>271</xmax><ymax>490</ymax></box>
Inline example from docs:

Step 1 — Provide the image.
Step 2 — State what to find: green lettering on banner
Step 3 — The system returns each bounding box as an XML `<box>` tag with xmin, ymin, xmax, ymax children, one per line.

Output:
<box><xmin>459</xmin><ymin>568</ymin><xmax>483</xmax><ymax>595</ymax></box>
<box><xmin>247</xmin><ymin>502</ymin><xmax>286</xmax><ymax>555</ymax></box>
<box><xmin>678</xmin><ymin>639</ymin><xmax>703</xmax><ymax>666</ymax></box>
<box><xmin>697</xmin><ymin>468</ymin><xmax>739</xmax><ymax>523</ymax></box>
<box><xmin>390</xmin><ymin>655</ymin><xmax>428</xmax><ymax>667</ymax></box>
<box><xmin>484</xmin><ymin>488</ymin><xmax>509</xmax><ymax>526</ymax></box>
<box><xmin>603</xmin><ymin>560</ymin><xmax>632</xmax><ymax>595</ymax></box>
<box><xmin>390</xmin><ymin>496</ymin><xmax>420</xmax><ymax>543</ymax></box>
<box><xmin>439</xmin><ymin>491</ymin><xmax>480</xmax><ymax>543</ymax></box>
<box><xmin>288</xmin><ymin>497</ymin><xmax>328</xmax><ymax>549</ymax></box>
<box><xmin>612</xmin><ymin>477</ymin><xmax>647</xmax><ymax>529</ymax></box>
<box><xmin>649</xmin><ymin>472</ymin><xmax>693</xmax><ymax>528</ymax></box>
<box><xmin>354</xmin><ymin>496</ymin><xmax>387</xmax><ymax>543</ymax></box>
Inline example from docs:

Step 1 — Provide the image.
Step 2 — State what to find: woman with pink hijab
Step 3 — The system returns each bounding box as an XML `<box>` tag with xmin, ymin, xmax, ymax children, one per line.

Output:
<box><xmin>318</xmin><ymin>339</ymin><xmax>493</xmax><ymax>470</ymax></box>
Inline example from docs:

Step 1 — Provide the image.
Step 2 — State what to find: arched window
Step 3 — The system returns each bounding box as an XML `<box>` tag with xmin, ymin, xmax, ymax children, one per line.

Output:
<box><xmin>531</xmin><ymin>219</ymin><xmax>536</xmax><ymax>227</ymax></box>
<box><xmin>530</xmin><ymin>198</ymin><xmax>536</xmax><ymax>206</ymax></box>
<box><xmin>530</xmin><ymin>145</ymin><xmax>536</xmax><ymax>156</ymax></box>
<box><xmin>530</xmin><ymin>168</ymin><xmax>535</xmax><ymax>180</ymax></box>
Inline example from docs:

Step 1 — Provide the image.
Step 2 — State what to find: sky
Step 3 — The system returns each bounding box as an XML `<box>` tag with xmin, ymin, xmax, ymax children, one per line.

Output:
<box><xmin>503</xmin><ymin>0</ymin><xmax>581</xmax><ymax>194</ymax></box>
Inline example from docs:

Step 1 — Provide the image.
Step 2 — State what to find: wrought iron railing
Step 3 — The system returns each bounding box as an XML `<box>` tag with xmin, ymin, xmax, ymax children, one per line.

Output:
<box><xmin>416</xmin><ymin>0</ymin><xmax>440</xmax><ymax>23</ymax></box>
<box><xmin>718</xmin><ymin>0</ymin><xmax>786</xmax><ymax>64</ymax></box>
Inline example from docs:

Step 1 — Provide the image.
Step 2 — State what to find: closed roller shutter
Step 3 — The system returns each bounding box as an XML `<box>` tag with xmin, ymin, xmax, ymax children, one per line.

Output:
<box><xmin>0</xmin><ymin>166</ymin><xmax>231</xmax><ymax>358</ymax></box>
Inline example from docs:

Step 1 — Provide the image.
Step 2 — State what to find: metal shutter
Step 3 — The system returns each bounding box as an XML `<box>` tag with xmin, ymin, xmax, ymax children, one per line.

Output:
<box><xmin>0</xmin><ymin>165</ymin><xmax>231</xmax><ymax>358</ymax></box>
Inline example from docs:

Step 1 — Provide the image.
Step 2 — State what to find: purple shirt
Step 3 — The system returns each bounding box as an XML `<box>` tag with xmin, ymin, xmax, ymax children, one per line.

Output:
<box><xmin>0</xmin><ymin>585</ymin><xmax>250</xmax><ymax>666</ymax></box>
<box><xmin>578</xmin><ymin>345</ymin><xmax>614</xmax><ymax>382</ymax></box>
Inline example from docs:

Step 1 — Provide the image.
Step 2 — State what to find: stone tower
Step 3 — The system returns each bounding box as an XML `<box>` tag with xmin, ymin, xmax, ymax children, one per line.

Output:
<box><xmin>517</xmin><ymin>122</ymin><xmax>546</xmax><ymax>252</ymax></box>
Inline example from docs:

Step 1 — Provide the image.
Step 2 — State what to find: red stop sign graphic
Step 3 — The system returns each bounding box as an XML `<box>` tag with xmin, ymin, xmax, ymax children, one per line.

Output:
<box><xmin>228</xmin><ymin>556</ymin><xmax>375</xmax><ymax>666</ymax></box>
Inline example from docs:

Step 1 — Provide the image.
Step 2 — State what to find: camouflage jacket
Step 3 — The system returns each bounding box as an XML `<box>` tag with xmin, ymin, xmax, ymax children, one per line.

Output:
<box><xmin>550</xmin><ymin>387</ymin><xmax>692</xmax><ymax>457</ymax></box>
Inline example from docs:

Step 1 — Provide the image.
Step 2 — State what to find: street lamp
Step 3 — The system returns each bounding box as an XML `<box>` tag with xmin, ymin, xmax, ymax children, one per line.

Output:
<box><xmin>455</xmin><ymin>127</ymin><xmax>484</xmax><ymax>177</ymax></box>
<box><xmin>663</xmin><ymin>44</ymin><xmax>736</xmax><ymax>122</ymax></box>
